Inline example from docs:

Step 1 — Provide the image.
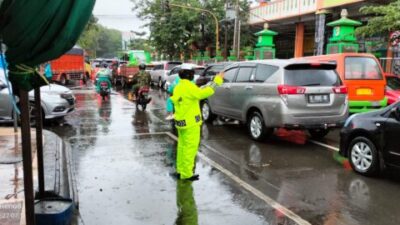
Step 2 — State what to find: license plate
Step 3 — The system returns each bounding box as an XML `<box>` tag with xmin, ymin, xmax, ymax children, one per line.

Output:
<box><xmin>308</xmin><ymin>94</ymin><xmax>330</xmax><ymax>104</ymax></box>
<box><xmin>356</xmin><ymin>88</ymin><xmax>372</xmax><ymax>95</ymax></box>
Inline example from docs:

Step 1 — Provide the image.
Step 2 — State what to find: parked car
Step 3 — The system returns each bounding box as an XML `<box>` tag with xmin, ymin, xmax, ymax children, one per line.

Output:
<box><xmin>0</xmin><ymin>71</ymin><xmax>75</xmax><ymax>123</ymax></box>
<box><xmin>384</xmin><ymin>73</ymin><xmax>400</xmax><ymax>105</ymax></box>
<box><xmin>304</xmin><ymin>53</ymin><xmax>387</xmax><ymax>113</ymax></box>
<box><xmin>150</xmin><ymin>61</ymin><xmax>182</xmax><ymax>88</ymax></box>
<box><xmin>340</xmin><ymin>101</ymin><xmax>400</xmax><ymax>176</ymax></box>
<box><xmin>196</xmin><ymin>62</ymin><xmax>233</xmax><ymax>87</ymax></box>
<box><xmin>202</xmin><ymin>60</ymin><xmax>349</xmax><ymax>141</ymax></box>
<box><xmin>164</xmin><ymin>64</ymin><xmax>205</xmax><ymax>91</ymax></box>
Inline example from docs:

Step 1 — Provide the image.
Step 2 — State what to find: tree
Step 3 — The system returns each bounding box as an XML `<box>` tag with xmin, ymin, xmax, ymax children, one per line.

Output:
<box><xmin>77</xmin><ymin>15</ymin><xmax>122</xmax><ymax>58</ymax></box>
<box><xmin>356</xmin><ymin>1</ymin><xmax>400</xmax><ymax>37</ymax></box>
<box><xmin>77</xmin><ymin>15</ymin><xmax>100</xmax><ymax>57</ymax></box>
<box><xmin>131</xmin><ymin>0</ymin><xmax>254</xmax><ymax>59</ymax></box>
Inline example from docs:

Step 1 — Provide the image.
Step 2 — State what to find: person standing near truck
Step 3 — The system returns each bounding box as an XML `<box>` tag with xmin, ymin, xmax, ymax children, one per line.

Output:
<box><xmin>171</xmin><ymin>64</ymin><xmax>223</xmax><ymax>180</ymax></box>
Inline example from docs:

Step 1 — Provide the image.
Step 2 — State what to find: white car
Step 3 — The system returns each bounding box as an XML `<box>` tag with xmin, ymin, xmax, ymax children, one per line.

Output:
<box><xmin>150</xmin><ymin>61</ymin><xmax>182</xmax><ymax>89</ymax></box>
<box><xmin>164</xmin><ymin>64</ymin><xmax>205</xmax><ymax>91</ymax></box>
<box><xmin>0</xmin><ymin>71</ymin><xmax>75</xmax><ymax>123</ymax></box>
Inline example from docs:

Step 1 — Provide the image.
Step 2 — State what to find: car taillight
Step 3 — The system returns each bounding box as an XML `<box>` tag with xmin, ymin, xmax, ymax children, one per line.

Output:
<box><xmin>277</xmin><ymin>85</ymin><xmax>306</xmax><ymax>95</ymax></box>
<box><xmin>333</xmin><ymin>86</ymin><xmax>348</xmax><ymax>94</ymax></box>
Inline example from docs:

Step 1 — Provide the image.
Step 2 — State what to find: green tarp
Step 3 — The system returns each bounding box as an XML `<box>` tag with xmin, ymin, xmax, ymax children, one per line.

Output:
<box><xmin>0</xmin><ymin>0</ymin><xmax>96</xmax><ymax>91</ymax></box>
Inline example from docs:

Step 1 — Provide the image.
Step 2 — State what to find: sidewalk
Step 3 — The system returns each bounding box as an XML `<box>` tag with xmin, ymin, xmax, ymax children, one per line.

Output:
<box><xmin>0</xmin><ymin>127</ymin><xmax>71</xmax><ymax>225</ymax></box>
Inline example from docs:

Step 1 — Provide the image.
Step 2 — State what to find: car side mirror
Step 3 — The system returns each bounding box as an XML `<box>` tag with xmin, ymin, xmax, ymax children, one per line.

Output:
<box><xmin>391</xmin><ymin>107</ymin><xmax>400</xmax><ymax>120</ymax></box>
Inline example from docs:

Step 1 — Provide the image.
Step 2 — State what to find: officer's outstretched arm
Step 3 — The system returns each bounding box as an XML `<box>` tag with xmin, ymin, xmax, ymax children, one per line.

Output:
<box><xmin>190</xmin><ymin>75</ymin><xmax>224</xmax><ymax>100</ymax></box>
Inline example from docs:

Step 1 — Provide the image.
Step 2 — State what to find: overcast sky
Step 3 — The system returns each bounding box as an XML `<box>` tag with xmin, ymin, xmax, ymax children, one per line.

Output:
<box><xmin>93</xmin><ymin>0</ymin><xmax>148</xmax><ymax>34</ymax></box>
<box><xmin>93</xmin><ymin>0</ymin><xmax>259</xmax><ymax>33</ymax></box>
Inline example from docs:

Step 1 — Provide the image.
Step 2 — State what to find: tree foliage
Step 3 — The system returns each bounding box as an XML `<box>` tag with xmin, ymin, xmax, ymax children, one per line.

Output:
<box><xmin>77</xmin><ymin>15</ymin><xmax>122</xmax><ymax>58</ymax></box>
<box><xmin>131</xmin><ymin>0</ymin><xmax>255</xmax><ymax>59</ymax></box>
<box><xmin>356</xmin><ymin>1</ymin><xmax>400</xmax><ymax>37</ymax></box>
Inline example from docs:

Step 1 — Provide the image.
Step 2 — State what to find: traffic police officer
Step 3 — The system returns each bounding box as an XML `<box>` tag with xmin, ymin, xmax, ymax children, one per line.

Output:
<box><xmin>171</xmin><ymin>64</ymin><xmax>223</xmax><ymax>180</ymax></box>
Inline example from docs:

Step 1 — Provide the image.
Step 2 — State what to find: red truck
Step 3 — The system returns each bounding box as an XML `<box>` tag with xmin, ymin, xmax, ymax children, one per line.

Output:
<box><xmin>119</xmin><ymin>63</ymin><xmax>139</xmax><ymax>88</ymax></box>
<box><xmin>51</xmin><ymin>46</ymin><xmax>87</xmax><ymax>85</ymax></box>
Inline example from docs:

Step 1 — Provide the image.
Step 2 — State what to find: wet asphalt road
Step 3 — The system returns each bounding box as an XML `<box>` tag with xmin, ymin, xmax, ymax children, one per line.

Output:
<box><xmin>47</xmin><ymin>82</ymin><xmax>400</xmax><ymax>225</ymax></box>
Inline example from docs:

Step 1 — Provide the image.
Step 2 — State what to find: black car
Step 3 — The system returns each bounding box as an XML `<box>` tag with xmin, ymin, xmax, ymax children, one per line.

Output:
<box><xmin>340</xmin><ymin>102</ymin><xmax>400</xmax><ymax>176</ymax></box>
<box><xmin>195</xmin><ymin>62</ymin><xmax>233</xmax><ymax>87</ymax></box>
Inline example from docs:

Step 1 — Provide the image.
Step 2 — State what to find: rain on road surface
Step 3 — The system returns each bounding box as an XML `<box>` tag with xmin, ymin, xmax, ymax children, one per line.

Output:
<box><xmin>48</xmin><ymin>82</ymin><xmax>400</xmax><ymax>225</ymax></box>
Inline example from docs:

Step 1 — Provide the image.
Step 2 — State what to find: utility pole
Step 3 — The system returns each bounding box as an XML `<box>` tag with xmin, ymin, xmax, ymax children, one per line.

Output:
<box><xmin>233</xmin><ymin>0</ymin><xmax>240</xmax><ymax>59</ymax></box>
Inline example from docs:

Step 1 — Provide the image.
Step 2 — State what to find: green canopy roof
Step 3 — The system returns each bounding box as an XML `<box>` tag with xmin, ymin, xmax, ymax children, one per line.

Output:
<box><xmin>0</xmin><ymin>0</ymin><xmax>96</xmax><ymax>91</ymax></box>
<box><xmin>255</xmin><ymin>29</ymin><xmax>278</xmax><ymax>36</ymax></box>
<box><xmin>327</xmin><ymin>17</ymin><xmax>362</xmax><ymax>27</ymax></box>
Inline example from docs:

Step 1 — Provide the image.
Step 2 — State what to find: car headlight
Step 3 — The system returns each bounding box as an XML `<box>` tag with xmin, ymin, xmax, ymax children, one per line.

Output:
<box><xmin>60</xmin><ymin>93</ymin><xmax>73</xmax><ymax>99</ymax></box>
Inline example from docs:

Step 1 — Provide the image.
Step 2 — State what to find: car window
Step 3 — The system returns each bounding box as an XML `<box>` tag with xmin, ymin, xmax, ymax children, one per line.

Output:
<box><xmin>255</xmin><ymin>64</ymin><xmax>279</xmax><ymax>82</ymax></box>
<box><xmin>154</xmin><ymin>64</ymin><xmax>163</xmax><ymax>70</ymax></box>
<box><xmin>204</xmin><ymin>65</ymin><xmax>225</xmax><ymax>77</ymax></box>
<box><xmin>235</xmin><ymin>67</ymin><xmax>253</xmax><ymax>82</ymax></box>
<box><xmin>194</xmin><ymin>68</ymin><xmax>204</xmax><ymax>75</ymax></box>
<box><xmin>386</xmin><ymin>76</ymin><xmax>400</xmax><ymax>90</ymax></box>
<box><xmin>167</xmin><ymin>62</ymin><xmax>182</xmax><ymax>70</ymax></box>
<box><xmin>285</xmin><ymin>68</ymin><xmax>341</xmax><ymax>86</ymax></box>
<box><xmin>223</xmin><ymin>68</ymin><xmax>238</xmax><ymax>83</ymax></box>
<box><xmin>345</xmin><ymin>57</ymin><xmax>383</xmax><ymax>80</ymax></box>
<box><xmin>170</xmin><ymin>67</ymin><xmax>180</xmax><ymax>75</ymax></box>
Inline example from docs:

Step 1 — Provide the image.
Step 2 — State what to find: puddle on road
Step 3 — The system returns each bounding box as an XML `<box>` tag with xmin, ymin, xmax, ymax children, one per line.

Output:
<box><xmin>70</xmin><ymin>133</ymin><xmax>296</xmax><ymax>225</ymax></box>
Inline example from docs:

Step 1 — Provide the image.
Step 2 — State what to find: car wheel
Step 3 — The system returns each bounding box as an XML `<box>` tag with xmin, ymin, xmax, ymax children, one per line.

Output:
<box><xmin>348</xmin><ymin>137</ymin><xmax>379</xmax><ymax>176</ymax></box>
<box><xmin>158</xmin><ymin>79</ymin><xmax>163</xmax><ymax>88</ymax></box>
<box><xmin>247</xmin><ymin>111</ymin><xmax>272</xmax><ymax>141</ymax></box>
<box><xmin>18</xmin><ymin>102</ymin><xmax>45</xmax><ymax>127</ymax></box>
<box><xmin>201</xmin><ymin>101</ymin><xmax>216</xmax><ymax>123</ymax></box>
<box><xmin>308</xmin><ymin>128</ymin><xmax>329</xmax><ymax>140</ymax></box>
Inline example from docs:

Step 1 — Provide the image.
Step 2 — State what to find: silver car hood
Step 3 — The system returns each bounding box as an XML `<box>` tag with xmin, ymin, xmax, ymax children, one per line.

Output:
<box><xmin>32</xmin><ymin>84</ymin><xmax>72</xmax><ymax>95</ymax></box>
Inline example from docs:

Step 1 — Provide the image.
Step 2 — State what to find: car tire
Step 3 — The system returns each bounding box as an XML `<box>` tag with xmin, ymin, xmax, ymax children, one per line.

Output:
<box><xmin>348</xmin><ymin>136</ymin><xmax>379</xmax><ymax>176</ymax></box>
<box><xmin>247</xmin><ymin>111</ymin><xmax>273</xmax><ymax>141</ymax></box>
<box><xmin>308</xmin><ymin>128</ymin><xmax>329</xmax><ymax>140</ymax></box>
<box><xmin>158</xmin><ymin>78</ymin><xmax>163</xmax><ymax>88</ymax></box>
<box><xmin>201</xmin><ymin>101</ymin><xmax>216</xmax><ymax>123</ymax></box>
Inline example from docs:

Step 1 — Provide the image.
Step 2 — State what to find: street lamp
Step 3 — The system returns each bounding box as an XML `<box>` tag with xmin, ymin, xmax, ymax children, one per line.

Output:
<box><xmin>168</xmin><ymin>3</ymin><xmax>220</xmax><ymax>55</ymax></box>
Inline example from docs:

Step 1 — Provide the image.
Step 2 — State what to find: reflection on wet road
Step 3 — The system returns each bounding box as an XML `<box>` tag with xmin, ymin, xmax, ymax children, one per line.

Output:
<box><xmin>48</xmin><ymin>84</ymin><xmax>400</xmax><ymax>225</ymax></box>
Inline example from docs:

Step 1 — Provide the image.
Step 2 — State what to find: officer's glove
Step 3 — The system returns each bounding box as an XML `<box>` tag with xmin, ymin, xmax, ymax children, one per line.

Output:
<box><xmin>206</xmin><ymin>74</ymin><xmax>224</xmax><ymax>90</ymax></box>
<box><xmin>213</xmin><ymin>74</ymin><xmax>223</xmax><ymax>86</ymax></box>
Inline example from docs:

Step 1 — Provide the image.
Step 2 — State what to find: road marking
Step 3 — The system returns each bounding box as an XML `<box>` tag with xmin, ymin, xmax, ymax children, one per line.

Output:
<box><xmin>309</xmin><ymin>140</ymin><xmax>339</xmax><ymax>152</ymax></box>
<box><xmin>165</xmin><ymin>132</ymin><xmax>311</xmax><ymax>225</ymax></box>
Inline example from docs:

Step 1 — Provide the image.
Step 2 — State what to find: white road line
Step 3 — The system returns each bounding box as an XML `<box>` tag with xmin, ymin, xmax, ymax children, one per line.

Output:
<box><xmin>309</xmin><ymin>140</ymin><xmax>339</xmax><ymax>152</ymax></box>
<box><xmin>165</xmin><ymin>132</ymin><xmax>311</xmax><ymax>225</ymax></box>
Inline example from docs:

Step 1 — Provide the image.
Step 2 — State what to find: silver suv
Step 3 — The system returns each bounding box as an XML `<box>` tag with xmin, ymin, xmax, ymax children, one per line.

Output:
<box><xmin>201</xmin><ymin>60</ymin><xmax>349</xmax><ymax>141</ymax></box>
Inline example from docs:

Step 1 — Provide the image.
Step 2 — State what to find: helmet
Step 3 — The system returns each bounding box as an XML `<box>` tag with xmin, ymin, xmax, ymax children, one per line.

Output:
<box><xmin>179</xmin><ymin>64</ymin><xmax>195</xmax><ymax>81</ymax></box>
<box><xmin>139</xmin><ymin>63</ymin><xmax>146</xmax><ymax>70</ymax></box>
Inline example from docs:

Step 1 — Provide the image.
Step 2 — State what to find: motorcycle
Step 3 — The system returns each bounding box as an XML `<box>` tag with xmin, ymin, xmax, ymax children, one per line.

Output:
<box><xmin>99</xmin><ymin>80</ymin><xmax>110</xmax><ymax>100</ymax></box>
<box><xmin>136</xmin><ymin>86</ymin><xmax>151</xmax><ymax>110</ymax></box>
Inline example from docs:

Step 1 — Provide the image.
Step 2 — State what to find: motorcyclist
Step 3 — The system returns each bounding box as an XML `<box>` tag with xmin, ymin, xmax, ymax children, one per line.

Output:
<box><xmin>132</xmin><ymin>63</ymin><xmax>151</xmax><ymax>99</ymax></box>
<box><xmin>96</xmin><ymin>63</ymin><xmax>112</xmax><ymax>93</ymax></box>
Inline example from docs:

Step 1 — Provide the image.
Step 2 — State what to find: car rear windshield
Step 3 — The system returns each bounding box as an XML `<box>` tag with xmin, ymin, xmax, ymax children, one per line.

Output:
<box><xmin>166</xmin><ymin>62</ymin><xmax>182</xmax><ymax>70</ymax></box>
<box><xmin>386</xmin><ymin>76</ymin><xmax>400</xmax><ymax>90</ymax></box>
<box><xmin>284</xmin><ymin>65</ymin><xmax>341</xmax><ymax>86</ymax></box>
<box><xmin>345</xmin><ymin>57</ymin><xmax>383</xmax><ymax>80</ymax></box>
